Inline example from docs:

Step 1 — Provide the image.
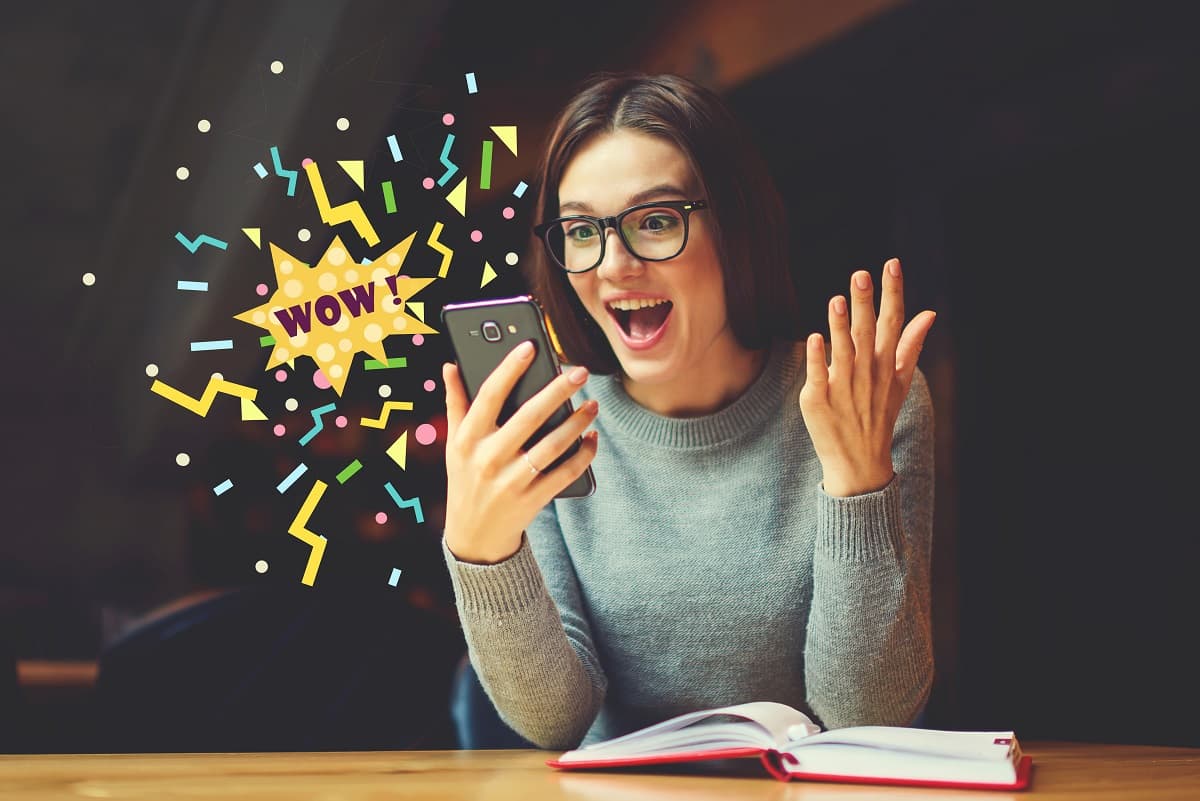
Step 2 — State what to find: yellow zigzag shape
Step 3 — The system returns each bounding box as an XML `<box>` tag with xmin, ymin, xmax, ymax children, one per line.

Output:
<box><xmin>427</xmin><ymin>221</ymin><xmax>454</xmax><ymax>277</ymax></box>
<box><xmin>150</xmin><ymin>377</ymin><xmax>265</xmax><ymax>420</ymax></box>
<box><xmin>360</xmin><ymin>400</ymin><xmax>414</xmax><ymax>429</ymax></box>
<box><xmin>288</xmin><ymin>479</ymin><xmax>328</xmax><ymax>587</ymax></box>
<box><xmin>302</xmin><ymin>160</ymin><xmax>380</xmax><ymax>246</ymax></box>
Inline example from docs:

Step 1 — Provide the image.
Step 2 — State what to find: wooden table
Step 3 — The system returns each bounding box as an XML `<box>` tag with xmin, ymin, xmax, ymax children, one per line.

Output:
<box><xmin>1</xmin><ymin>742</ymin><xmax>1197</xmax><ymax>800</ymax></box>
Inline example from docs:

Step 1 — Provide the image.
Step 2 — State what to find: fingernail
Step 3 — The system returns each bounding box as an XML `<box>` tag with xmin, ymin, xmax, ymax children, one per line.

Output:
<box><xmin>567</xmin><ymin>365</ymin><xmax>589</xmax><ymax>384</ymax></box>
<box><xmin>888</xmin><ymin>258</ymin><xmax>901</xmax><ymax>277</ymax></box>
<box><xmin>583</xmin><ymin>399</ymin><xmax>599</xmax><ymax>414</ymax></box>
<box><xmin>515</xmin><ymin>341</ymin><xmax>534</xmax><ymax>357</ymax></box>
<box><xmin>832</xmin><ymin>296</ymin><xmax>847</xmax><ymax>315</ymax></box>
<box><xmin>854</xmin><ymin>272</ymin><xmax>870</xmax><ymax>291</ymax></box>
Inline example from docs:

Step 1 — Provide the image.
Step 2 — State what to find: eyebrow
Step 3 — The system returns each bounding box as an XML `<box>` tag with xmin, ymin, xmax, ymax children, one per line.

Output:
<box><xmin>558</xmin><ymin>184</ymin><xmax>691</xmax><ymax>215</ymax></box>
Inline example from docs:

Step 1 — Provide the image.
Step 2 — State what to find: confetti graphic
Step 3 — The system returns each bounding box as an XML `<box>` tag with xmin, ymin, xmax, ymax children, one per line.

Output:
<box><xmin>426</xmin><ymin>221</ymin><xmax>454</xmax><ymax>278</ymax></box>
<box><xmin>175</xmin><ymin>231</ymin><xmax>228</xmax><ymax>253</ymax></box>
<box><xmin>287</xmin><ymin>480</ymin><xmax>329</xmax><ymax>586</ymax></box>
<box><xmin>437</xmin><ymin>133</ymin><xmax>459</xmax><ymax>187</ymax></box>
<box><xmin>360</xmin><ymin>400</ymin><xmax>414</xmax><ymax>429</ymax></box>
<box><xmin>385</xmin><ymin>431</ymin><xmax>407</xmax><ymax>469</ymax></box>
<box><xmin>151</xmin><ymin>376</ymin><xmax>265</xmax><ymax>419</ymax></box>
<box><xmin>276</xmin><ymin>463</ymin><xmax>309</xmax><ymax>494</ymax></box>
<box><xmin>335</xmin><ymin>459</ymin><xmax>363</xmax><ymax>484</ymax></box>
<box><xmin>385</xmin><ymin>482</ymin><xmax>425</xmax><ymax>524</ymax></box>
<box><xmin>146</xmin><ymin>67</ymin><xmax>521</xmax><ymax>593</ymax></box>
<box><xmin>302</xmin><ymin>160</ymin><xmax>380</xmax><ymax>246</ymax></box>
<box><xmin>298</xmin><ymin>402</ymin><xmax>338</xmax><ymax>446</ymax></box>
<box><xmin>269</xmin><ymin>145</ymin><xmax>298</xmax><ymax>196</ymax></box>
<box><xmin>190</xmin><ymin>339</ymin><xmax>234</xmax><ymax>352</ymax></box>
<box><xmin>386</xmin><ymin>134</ymin><xmax>403</xmax><ymax>162</ymax></box>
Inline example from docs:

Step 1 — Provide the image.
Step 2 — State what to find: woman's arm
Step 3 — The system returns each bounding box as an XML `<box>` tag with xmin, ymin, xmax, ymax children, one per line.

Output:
<box><xmin>803</xmin><ymin>367</ymin><xmax>935</xmax><ymax>727</ymax></box>
<box><xmin>443</xmin><ymin>502</ymin><xmax>607</xmax><ymax>749</ymax></box>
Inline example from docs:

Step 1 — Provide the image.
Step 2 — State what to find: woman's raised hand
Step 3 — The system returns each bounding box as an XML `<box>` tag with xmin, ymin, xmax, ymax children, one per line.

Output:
<box><xmin>798</xmin><ymin>258</ymin><xmax>936</xmax><ymax>497</ymax></box>
<box><xmin>442</xmin><ymin>343</ymin><xmax>599</xmax><ymax>564</ymax></box>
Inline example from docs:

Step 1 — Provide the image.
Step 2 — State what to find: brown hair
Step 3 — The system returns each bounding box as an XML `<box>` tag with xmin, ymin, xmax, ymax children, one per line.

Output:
<box><xmin>523</xmin><ymin>71</ymin><xmax>803</xmax><ymax>374</ymax></box>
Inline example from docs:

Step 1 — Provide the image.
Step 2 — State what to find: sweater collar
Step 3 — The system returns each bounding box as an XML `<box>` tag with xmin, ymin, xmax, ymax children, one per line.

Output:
<box><xmin>583</xmin><ymin>338</ymin><xmax>802</xmax><ymax>449</ymax></box>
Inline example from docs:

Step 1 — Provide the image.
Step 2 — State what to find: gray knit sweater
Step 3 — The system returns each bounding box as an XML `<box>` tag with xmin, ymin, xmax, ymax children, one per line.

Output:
<box><xmin>443</xmin><ymin>338</ymin><xmax>935</xmax><ymax>750</ymax></box>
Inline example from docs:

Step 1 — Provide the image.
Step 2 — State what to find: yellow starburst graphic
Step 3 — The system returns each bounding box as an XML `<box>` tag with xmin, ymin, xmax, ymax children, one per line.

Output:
<box><xmin>235</xmin><ymin>232</ymin><xmax>437</xmax><ymax>395</ymax></box>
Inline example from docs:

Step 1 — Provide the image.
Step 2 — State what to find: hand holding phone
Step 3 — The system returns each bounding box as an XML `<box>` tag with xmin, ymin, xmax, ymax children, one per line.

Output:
<box><xmin>440</xmin><ymin>296</ymin><xmax>598</xmax><ymax>564</ymax></box>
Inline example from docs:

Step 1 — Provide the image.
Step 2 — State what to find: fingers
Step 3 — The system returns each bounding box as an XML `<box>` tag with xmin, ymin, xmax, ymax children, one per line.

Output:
<box><xmin>521</xmin><ymin>398</ymin><xmax>599</xmax><ymax>480</ymax></box>
<box><xmin>443</xmin><ymin>361</ymin><xmax>468</xmax><ymax>444</ymax></box>
<box><xmin>456</xmin><ymin>340</ymin><xmax>536</xmax><ymax>441</ymax></box>
<box><xmin>495</xmin><ymin>363</ymin><xmax>591</xmax><ymax>455</ymax></box>
<box><xmin>827</xmin><ymin>294</ymin><xmax>853</xmax><ymax>383</ymax></box>
<box><xmin>534</xmin><ymin>429</ymin><xmax>599</xmax><ymax>502</ymax></box>
<box><xmin>895</xmin><ymin>309</ymin><xmax>937</xmax><ymax>379</ymax></box>
<box><xmin>849</xmin><ymin>270</ymin><xmax>877</xmax><ymax>390</ymax></box>
<box><xmin>876</xmin><ymin>258</ymin><xmax>905</xmax><ymax>361</ymax></box>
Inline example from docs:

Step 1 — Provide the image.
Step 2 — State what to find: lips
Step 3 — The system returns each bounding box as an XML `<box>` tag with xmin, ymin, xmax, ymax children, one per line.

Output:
<box><xmin>605</xmin><ymin>298</ymin><xmax>673</xmax><ymax>351</ymax></box>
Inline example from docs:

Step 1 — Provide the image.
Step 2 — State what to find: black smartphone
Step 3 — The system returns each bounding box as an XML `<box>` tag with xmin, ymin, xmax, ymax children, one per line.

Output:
<box><xmin>440</xmin><ymin>295</ymin><xmax>596</xmax><ymax>499</ymax></box>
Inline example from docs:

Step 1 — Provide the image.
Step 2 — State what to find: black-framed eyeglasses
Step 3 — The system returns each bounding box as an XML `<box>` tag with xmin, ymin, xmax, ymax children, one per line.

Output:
<box><xmin>533</xmin><ymin>199</ymin><xmax>708</xmax><ymax>274</ymax></box>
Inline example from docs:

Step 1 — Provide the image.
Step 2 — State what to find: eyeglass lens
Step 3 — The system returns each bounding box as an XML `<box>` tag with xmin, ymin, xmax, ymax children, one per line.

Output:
<box><xmin>546</xmin><ymin>206</ymin><xmax>687</xmax><ymax>272</ymax></box>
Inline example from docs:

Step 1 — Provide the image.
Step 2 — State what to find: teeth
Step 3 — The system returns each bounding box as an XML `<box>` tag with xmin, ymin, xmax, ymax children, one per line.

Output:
<box><xmin>607</xmin><ymin>298</ymin><xmax>669</xmax><ymax>311</ymax></box>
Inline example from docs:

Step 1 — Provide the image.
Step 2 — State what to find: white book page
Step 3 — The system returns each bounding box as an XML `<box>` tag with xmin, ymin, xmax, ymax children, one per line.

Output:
<box><xmin>792</xmin><ymin>727</ymin><xmax>1016</xmax><ymax>761</ymax></box>
<box><xmin>564</xmin><ymin>701</ymin><xmax>818</xmax><ymax>759</ymax></box>
<box><xmin>783</xmin><ymin>743</ymin><xmax>1019</xmax><ymax>785</ymax></box>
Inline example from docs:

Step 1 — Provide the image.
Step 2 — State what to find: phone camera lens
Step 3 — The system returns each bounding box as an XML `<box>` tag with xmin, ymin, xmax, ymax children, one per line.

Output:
<box><xmin>481</xmin><ymin>321</ymin><xmax>502</xmax><ymax>342</ymax></box>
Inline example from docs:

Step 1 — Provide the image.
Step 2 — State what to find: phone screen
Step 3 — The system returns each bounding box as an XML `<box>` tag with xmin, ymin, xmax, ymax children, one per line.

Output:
<box><xmin>441</xmin><ymin>295</ymin><xmax>595</xmax><ymax>498</ymax></box>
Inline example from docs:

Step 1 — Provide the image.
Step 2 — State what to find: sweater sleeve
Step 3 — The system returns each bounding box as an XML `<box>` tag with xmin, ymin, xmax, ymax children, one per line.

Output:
<box><xmin>442</xmin><ymin>503</ymin><xmax>607</xmax><ymax>749</ymax></box>
<box><xmin>803</xmin><ymin>366</ymin><xmax>936</xmax><ymax>729</ymax></box>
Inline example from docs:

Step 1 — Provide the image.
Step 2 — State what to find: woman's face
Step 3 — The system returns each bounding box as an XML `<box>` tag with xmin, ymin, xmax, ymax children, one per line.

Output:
<box><xmin>560</xmin><ymin>129</ymin><xmax>737</xmax><ymax>389</ymax></box>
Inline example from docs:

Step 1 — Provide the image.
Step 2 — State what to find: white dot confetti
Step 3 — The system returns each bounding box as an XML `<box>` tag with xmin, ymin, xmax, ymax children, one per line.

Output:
<box><xmin>284</xmin><ymin>398</ymin><xmax>299</xmax><ymax>411</ymax></box>
<box><xmin>298</xmin><ymin>228</ymin><xmax>311</xmax><ymax>242</ymax></box>
<box><xmin>176</xmin><ymin>167</ymin><xmax>190</xmax><ymax>180</ymax></box>
<box><xmin>176</xmin><ymin>453</ymin><xmax>191</xmax><ymax>467</ymax></box>
<box><xmin>81</xmin><ymin>272</ymin><xmax>96</xmax><ymax>286</ymax></box>
<box><xmin>336</xmin><ymin>117</ymin><xmax>350</xmax><ymax>131</ymax></box>
<box><xmin>145</xmin><ymin>364</ymin><xmax>159</xmax><ymax>377</ymax></box>
<box><xmin>378</xmin><ymin>384</ymin><xmax>392</xmax><ymax>398</ymax></box>
<box><xmin>270</xmin><ymin>60</ymin><xmax>284</xmax><ymax>74</ymax></box>
<box><xmin>505</xmin><ymin>251</ymin><xmax>519</xmax><ymax>266</ymax></box>
<box><xmin>255</xmin><ymin>560</ymin><xmax>269</xmax><ymax>574</ymax></box>
<box><xmin>197</xmin><ymin>119</ymin><xmax>211</xmax><ymax>133</ymax></box>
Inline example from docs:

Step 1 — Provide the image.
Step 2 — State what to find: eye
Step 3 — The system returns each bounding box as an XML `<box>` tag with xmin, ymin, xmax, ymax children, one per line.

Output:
<box><xmin>640</xmin><ymin>212</ymin><xmax>681</xmax><ymax>234</ymax></box>
<box><xmin>564</xmin><ymin>221</ymin><xmax>599</xmax><ymax>244</ymax></box>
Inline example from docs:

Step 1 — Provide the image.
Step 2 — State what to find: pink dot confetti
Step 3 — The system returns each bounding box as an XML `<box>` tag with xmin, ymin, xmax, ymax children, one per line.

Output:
<box><xmin>442</xmin><ymin>113</ymin><xmax>455</xmax><ymax>125</ymax></box>
<box><xmin>412</xmin><ymin>334</ymin><xmax>424</xmax><ymax>346</ymax></box>
<box><xmin>415</xmin><ymin>423</ymin><xmax>437</xmax><ymax>445</ymax></box>
<box><xmin>422</xmin><ymin>177</ymin><xmax>435</xmax><ymax>190</ymax></box>
<box><xmin>375</xmin><ymin>512</ymin><xmax>388</xmax><ymax>525</ymax></box>
<box><xmin>470</xmin><ymin>230</ymin><xmax>483</xmax><ymax>243</ymax></box>
<box><xmin>335</xmin><ymin>415</ymin><xmax>348</xmax><ymax>428</ymax></box>
<box><xmin>273</xmin><ymin>424</ymin><xmax>286</xmax><ymax>437</ymax></box>
<box><xmin>256</xmin><ymin>283</ymin><xmax>270</xmax><ymax>296</ymax></box>
<box><xmin>313</xmin><ymin>369</ymin><xmax>332</xmax><ymax>389</ymax></box>
<box><xmin>423</xmin><ymin>379</ymin><xmax>436</xmax><ymax>392</ymax></box>
<box><xmin>275</xmin><ymin>369</ymin><xmax>288</xmax><ymax>382</ymax></box>
<box><xmin>301</xmin><ymin>158</ymin><xmax>314</xmax><ymax>167</ymax></box>
<box><xmin>502</xmin><ymin>206</ymin><xmax>515</xmax><ymax>219</ymax></box>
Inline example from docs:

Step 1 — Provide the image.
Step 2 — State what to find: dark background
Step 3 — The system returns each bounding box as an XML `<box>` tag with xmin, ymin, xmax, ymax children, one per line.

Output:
<box><xmin>2</xmin><ymin>0</ymin><xmax>1196</xmax><ymax>752</ymax></box>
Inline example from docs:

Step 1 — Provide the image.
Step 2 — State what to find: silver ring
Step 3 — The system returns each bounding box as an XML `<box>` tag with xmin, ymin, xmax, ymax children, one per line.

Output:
<box><xmin>523</xmin><ymin>452</ymin><xmax>541</xmax><ymax>476</ymax></box>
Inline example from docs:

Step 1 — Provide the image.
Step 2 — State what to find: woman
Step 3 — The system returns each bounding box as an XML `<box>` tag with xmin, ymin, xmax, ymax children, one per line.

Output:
<box><xmin>440</xmin><ymin>71</ymin><xmax>937</xmax><ymax>750</ymax></box>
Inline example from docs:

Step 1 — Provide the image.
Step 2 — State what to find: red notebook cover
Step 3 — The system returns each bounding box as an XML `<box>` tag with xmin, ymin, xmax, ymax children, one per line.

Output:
<box><xmin>547</xmin><ymin>749</ymin><xmax>1034</xmax><ymax>790</ymax></box>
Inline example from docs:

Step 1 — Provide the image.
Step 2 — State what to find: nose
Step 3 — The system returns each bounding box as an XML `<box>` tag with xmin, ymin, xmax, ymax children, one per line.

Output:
<box><xmin>594</xmin><ymin>225</ymin><xmax>644</xmax><ymax>281</ymax></box>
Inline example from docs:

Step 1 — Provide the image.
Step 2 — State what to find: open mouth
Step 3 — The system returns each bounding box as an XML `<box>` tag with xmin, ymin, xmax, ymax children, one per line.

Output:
<box><xmin>606</xmin><ymin>298</ymin><xmax>673</xmax><ymax>342</ymax></box>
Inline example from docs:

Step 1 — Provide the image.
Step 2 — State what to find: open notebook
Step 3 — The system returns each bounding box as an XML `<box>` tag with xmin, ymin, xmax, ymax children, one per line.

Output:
<box><xmin>547</xmin><ymin>701</ymin><xmax>1032</xmax><ymax>790</ymax></box>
